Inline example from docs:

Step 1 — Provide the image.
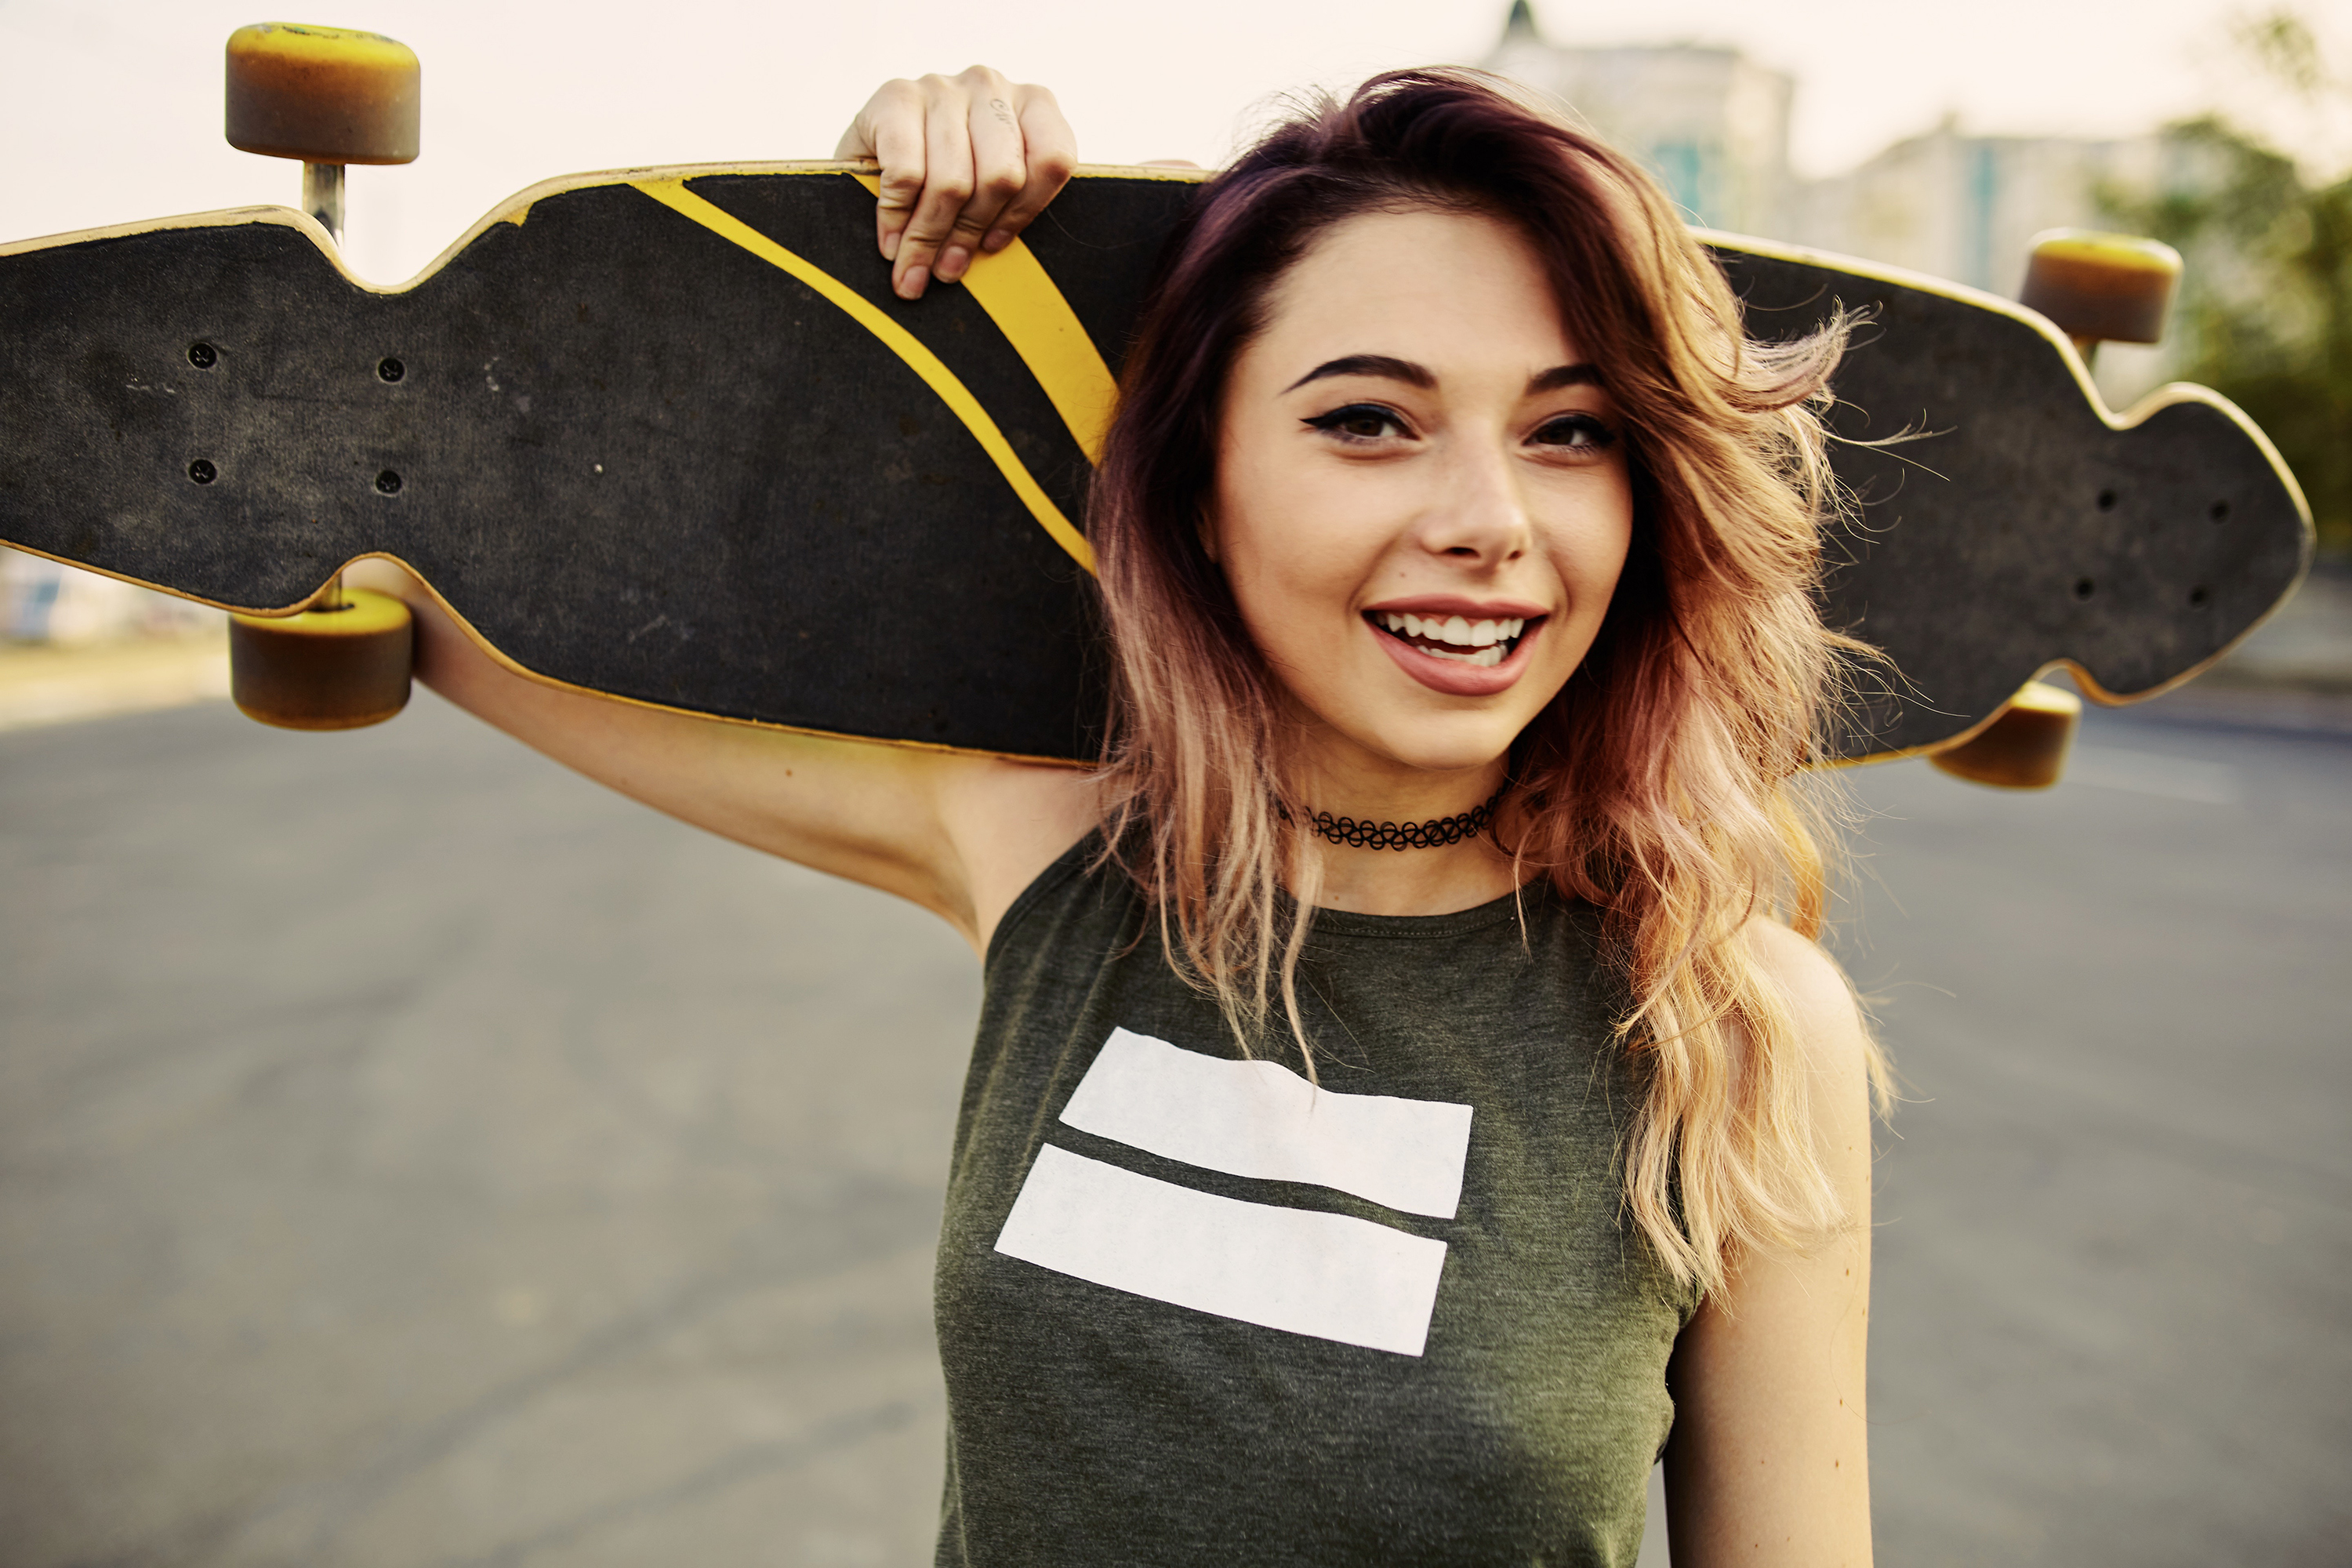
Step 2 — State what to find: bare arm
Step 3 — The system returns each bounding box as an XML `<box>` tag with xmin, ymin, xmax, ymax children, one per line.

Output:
<box><xmin>330</xmin><ymin>66</ymin><xmax>1094</xmax><ymax>949</ymax></box>
<box><xmin>344</xmin><ymin>561</ymin><xmax>1094</xmax><ymax>949</ymax></box>
<box><xmin>1663</xmin><ymin>922</ymin><xmax>1877</xmax><ymax>1566</ymax></box>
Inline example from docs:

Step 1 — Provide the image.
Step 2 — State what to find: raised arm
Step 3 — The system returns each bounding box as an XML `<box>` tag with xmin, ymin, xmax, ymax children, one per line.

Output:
<box><xmin>1661</xmin><ymin>922</ymin><xmax>1878</xmax><ymax>1566</ymax></box>
<box><xmin>343</xmin><ymin>70</ymin><xmax>1094</xmax><ymax>949</ymax></box>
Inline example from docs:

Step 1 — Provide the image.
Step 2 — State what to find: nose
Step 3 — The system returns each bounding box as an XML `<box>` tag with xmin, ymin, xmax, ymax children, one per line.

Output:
<box><xmin>1415</xmin><ymin>438</ymin><xmax>1531</xmax><ymax>565</ymax></box>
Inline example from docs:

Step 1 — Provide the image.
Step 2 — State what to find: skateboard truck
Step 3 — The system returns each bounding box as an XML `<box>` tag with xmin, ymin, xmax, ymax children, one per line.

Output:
<box><xmin>1930</xmin><ymin>229</ymin><xmax>2186</xmax><ymax>790</ymax></box>
<box><xmin>1929</xmin><ymin>680</ymin><xmax>2082</xmax><ymax>789</ymax></box>
<box><xmin>223</xmin><ymin>21</ymin><xmax>420</xmax><ymax>729</ymax></box>
<box><xmin>2017</xmin><ymin>229</ymin><xmax>2182</xmax><ymax>371</ymax></box>
<box><xmin>224</xmin><ymin>21</ymin><xmax>419</xmax><ymax>241</ymax></box>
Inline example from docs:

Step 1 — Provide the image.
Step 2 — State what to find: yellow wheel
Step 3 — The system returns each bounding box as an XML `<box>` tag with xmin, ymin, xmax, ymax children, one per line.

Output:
<box><xmin>224</xmin><ymin>23</ymin><xmax>420</xmax><ymax>165</ymax></box>
<box><xmin>1929</xmin><ymin>680</ymin><xmax>2083</xmax><ymax>790</ymax></box>
<box><xmin>230</xmin><ymin>586</ymin><xmax>413</xmax><ymax>731</ymax></box>
<box><xmin>2019</xmin><ymin>230</ymin><xmax>2182</xmax><ymax>350</ymax></box>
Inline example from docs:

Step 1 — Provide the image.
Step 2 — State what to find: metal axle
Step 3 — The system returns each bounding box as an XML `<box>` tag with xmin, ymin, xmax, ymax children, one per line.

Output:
<box><xmin>302</xmin><ymin>162</ymin><xmax>344</xmax><ymax>241</ymax></box>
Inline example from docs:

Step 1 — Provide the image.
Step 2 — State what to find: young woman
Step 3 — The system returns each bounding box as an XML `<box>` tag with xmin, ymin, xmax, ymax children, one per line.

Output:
<box><xmin>356</xmin><ymin>64</ymin><xmax>1882</xmax><ymax>1568</ymax></box>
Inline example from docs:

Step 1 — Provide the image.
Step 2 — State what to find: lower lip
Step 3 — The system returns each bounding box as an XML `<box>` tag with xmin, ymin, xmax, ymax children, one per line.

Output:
<box><xmin>1368</xmin><ymin>617</ymin><xmax>1546</xmax><ymax>697</ymax></box>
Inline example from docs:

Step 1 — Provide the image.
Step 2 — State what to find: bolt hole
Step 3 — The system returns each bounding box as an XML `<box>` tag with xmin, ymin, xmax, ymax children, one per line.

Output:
<box><xmin>2096</xmin><ymin>488</ymin><xmax>2118</xmax><ymax>512</ymax></box>
<box><xmin>2189</xmin><ymin>586</ymin><xmax>2211</xmax><ymax>608</ymax></box>
<box><xmin>375</xmin><ymin>470</ymin><xmax>403</xmax><ymax>495</ymax></box>
<box><xmin>2209</xmin><ymin>499</ymin><xmax>2230</xmax><ymax>523</ymax></box>
<box><xmin>187</xmin><ymin>343</ymin><xmax>217</xmax><ymax>369</ymax></box>
<box><xmin>2073</xmin><ymin>577</ymin><xmax>2096</xmax><ymax>601</ymax></box>
<box><xmin>187</xmin><ymin>458</ymin><xmax>217</xmax><ymax>484</ymax></box>
<box><xmin>377</xmin><ymin>357</ymin><xmax>405</xmax><ymax>383</ymax></box>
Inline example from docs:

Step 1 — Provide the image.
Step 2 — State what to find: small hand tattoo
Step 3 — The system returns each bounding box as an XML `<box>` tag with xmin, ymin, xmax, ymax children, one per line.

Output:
<box><xmin>989</xmin><ymin>97</ymin><xmax>1017</xmax><ymax>129</ymax></box>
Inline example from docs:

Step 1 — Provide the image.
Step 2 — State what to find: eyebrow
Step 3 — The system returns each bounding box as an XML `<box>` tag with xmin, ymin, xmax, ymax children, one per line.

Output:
<box><xmin>1281</xmin><ymin>354</ymin><xmax>1600</xmax><ymax>395</ymax></box>
<box><xmin>1527</xmin><ymin>362</ymin><xmax>1600</xmax><ymax>392</ymax></box>
<box><xmin>1283</xmin><ymin>354</ymin><xmax>1432</xmax><ymax>393</ymax></box>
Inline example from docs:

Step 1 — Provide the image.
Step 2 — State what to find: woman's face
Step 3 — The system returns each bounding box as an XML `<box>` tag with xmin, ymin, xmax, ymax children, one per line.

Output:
<box><xmin>1208</xmin><ymin>206</ymin><xmax>1634</xmax><ymax>794</ymax></box>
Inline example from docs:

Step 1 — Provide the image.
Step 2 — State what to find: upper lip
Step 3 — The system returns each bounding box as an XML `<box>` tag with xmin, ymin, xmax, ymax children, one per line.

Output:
<box><xmin>1360</xmin><ymin>595</ymin><xmax>1550</xmax><ymax>620</ymax></box>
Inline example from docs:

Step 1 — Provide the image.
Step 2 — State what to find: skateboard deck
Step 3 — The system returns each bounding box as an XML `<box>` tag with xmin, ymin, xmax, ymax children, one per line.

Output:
<box><xmin>0</xmin><ymin>163</ymin><xmax>2313</xmax><ymax>763</ymax></box>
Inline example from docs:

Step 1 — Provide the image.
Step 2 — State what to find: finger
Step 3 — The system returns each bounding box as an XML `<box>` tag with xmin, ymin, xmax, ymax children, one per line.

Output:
<box><xmin>890</xmin><ymin>76</ymin><xmax>976</xmax><ymax>298</ymax></box>
<box><xmin>837</xmin><ymin>79</ymin><xmax>928</xmax><ymax>263</ymax></box>
<box><xmin>932</xmin><ymin>82</ymin><xmax>1033</xmax><ymax>282</ymax></box>
<box><xmin>978</xmin><ymin>87</ymin><xmax>1078</xmax><ymax>255</ymax></box>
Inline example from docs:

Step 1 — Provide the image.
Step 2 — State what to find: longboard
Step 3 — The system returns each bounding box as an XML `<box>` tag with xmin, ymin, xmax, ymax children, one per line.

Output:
<box><xmin>0</xmin><ymin>162</ymin><xmax>2313</xmax><ymax>762</ymax></box>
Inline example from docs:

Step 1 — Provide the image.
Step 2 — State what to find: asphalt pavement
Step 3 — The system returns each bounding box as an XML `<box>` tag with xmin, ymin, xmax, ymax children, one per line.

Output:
<box><xmin>0</xmin><ymin>684</ymin><xmax>2345</xmax><ymax>1566</ymax></box>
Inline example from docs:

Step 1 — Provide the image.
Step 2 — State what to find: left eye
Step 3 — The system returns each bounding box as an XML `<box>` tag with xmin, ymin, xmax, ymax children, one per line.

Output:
<box><xmin>1304</xmin><ymin>404</ymin><xmax>1407</xmax><ymax>441</ymax></box>
<box><xmin>1531</xmin><ymin>413</ymin><xmax>1615</xmax><ymax>452</ymax></box>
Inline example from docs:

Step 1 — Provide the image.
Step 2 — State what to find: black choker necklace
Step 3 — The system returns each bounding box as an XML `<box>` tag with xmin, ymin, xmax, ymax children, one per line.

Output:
<box><xmin>1301</xmin><ymin>788</ymin><xmax>1504</xmax><ymax>851</ymax></box>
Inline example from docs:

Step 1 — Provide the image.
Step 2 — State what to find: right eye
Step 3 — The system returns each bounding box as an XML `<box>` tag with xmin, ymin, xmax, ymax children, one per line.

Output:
<box><xmin>1303</xmin><ymin>403</ymin><xmax>1410</xmax><ymax>442</ymax></box>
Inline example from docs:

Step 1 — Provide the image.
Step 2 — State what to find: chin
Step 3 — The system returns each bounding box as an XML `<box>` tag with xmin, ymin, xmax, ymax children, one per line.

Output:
<box><xmin>1359</xmin><ymin>714</ymin><xmax>1530</xmax><ymax>776</ymax></box>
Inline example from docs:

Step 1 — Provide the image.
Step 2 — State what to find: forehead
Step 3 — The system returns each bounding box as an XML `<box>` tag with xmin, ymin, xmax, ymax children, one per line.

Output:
<box><xmin>1250</xmin><ymin>206</ymin><xmax>1575</xmax><ymax>375</ymax></box>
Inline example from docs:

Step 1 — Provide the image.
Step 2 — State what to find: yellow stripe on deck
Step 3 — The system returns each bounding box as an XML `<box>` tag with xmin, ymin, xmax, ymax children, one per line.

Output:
<box><xmin>630</xmin><ymin>176</ymin><xmax>1096</xmax><ymax>575</ymax></box>
<box><xmin>850</xmin><ymin>172</ymin><xmax>1118</xmax><ymax>463</ymax></box>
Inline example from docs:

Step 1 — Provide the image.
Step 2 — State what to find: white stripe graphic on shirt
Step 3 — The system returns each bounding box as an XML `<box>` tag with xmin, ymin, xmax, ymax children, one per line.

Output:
<box><xmin>994</xmin><ymin>1143</ymin><xmax>1449</xmax><ymax>1356</ymax></box>
<box><xmin>1057</xmin><ymin>1026</ymin><xmax>1473</xmax><ymax>1218</ymax></box>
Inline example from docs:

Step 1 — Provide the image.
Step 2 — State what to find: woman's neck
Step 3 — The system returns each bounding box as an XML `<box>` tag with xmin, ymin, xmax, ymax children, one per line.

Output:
<box><xmin>1290</xmin><ymin>763</ymin><xmax>1525</xmax><ymax>917</ymax></box>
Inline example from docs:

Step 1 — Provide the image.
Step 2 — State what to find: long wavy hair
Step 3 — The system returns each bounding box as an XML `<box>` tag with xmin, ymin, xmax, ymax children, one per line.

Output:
<box><xmin>1087</xmin><ymin>68</ymin><xmax>1886</xmax><ymax>1295</ymax></box>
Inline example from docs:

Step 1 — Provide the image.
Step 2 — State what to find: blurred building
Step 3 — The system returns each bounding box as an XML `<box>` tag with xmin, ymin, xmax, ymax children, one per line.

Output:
<box><xmin>0</xmin><ymin>546</ymin><xmax>216</xmax><ymax>644</ymax></box>
<box><xmin>1479</xmin><ymin>2</ymin><xmax>2171</xmax><ymax>299</ymax></box>
<box><xmin>1480</xmin><ymin>0</ymin><xmax>1794</xmax><ymax>237</ymax></box>
<box><xmin>1788</xmin><ymin>122</ymin><xmax>2166</xmax><ymax>297</ymax></box>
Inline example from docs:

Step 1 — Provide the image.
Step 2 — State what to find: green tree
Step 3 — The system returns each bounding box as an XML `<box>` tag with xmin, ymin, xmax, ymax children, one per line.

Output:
<box><xmin>2103</xmin><ymin>13</ymin><xmax>2352</xmax><ymax>556</ymax></box>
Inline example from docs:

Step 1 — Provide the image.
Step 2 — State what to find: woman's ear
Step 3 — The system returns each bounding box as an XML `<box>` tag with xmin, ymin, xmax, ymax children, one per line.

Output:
<box><xmin>1196</xmin><ymin>507</ymin><xmax>1221</xmax><ymax>565</ymax></box>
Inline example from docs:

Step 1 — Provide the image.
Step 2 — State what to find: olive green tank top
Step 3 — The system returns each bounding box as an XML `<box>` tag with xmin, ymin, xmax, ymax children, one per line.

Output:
<box><xmin>935</xmin><ymin>833</ymin><xmax>1696</xmax><ymax>1567</ymax></box>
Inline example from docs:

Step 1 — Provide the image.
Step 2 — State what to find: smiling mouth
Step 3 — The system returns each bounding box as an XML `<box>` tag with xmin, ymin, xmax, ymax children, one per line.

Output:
<box><xmin>1366</xmin><ymin>611</ymin><xmax>1536</xmax><ymax>670</ymax></box>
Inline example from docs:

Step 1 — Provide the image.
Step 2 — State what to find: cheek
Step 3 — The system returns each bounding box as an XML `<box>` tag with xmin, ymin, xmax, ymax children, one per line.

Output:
<box><xmin>1543</xmin><ymin>483</ymin><xmax>1637</xmax><ymax>607</ymax></box>
<box><xmin>1589</xmin><ymin>506</ymin><xmax>1636</xmax><ymax>597</ymax></box>
<box><xmin>1221</xmin><ymin>532</ymin><xmax>1353</xmax><ymax>670</ymax></box>
<box><xmin>1212</xmin><ymin>462</ymin><xmax>1368</xmax><ymax>632</ymax></box>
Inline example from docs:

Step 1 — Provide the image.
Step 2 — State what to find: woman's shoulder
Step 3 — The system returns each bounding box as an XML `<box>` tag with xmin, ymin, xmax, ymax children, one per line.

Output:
<box><xmin>1740</xmin><ymin>917</ymin><xmax>1875</xmax><ymax>1090</ymax></box>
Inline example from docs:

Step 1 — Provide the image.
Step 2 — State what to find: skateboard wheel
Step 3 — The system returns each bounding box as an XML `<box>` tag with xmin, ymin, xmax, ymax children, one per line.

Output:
<box><xmin>1929</xmin><ymin>680</ymin><xmax>2082</xmax><ymax>789</ymax></box>
<box><xmin>225</xmin><ymin>23</ymin><xmax>419</xmax><ymax>165</ymax></box>
<box><xmin>230</xmin><ymin>586</ymin><xmax>413</xmax><ymax>730</ymax></box>
<box><xmin>2020</xmin><ymin>230</ymin><xmax>2181</xmax><ymax>347</ymax></box>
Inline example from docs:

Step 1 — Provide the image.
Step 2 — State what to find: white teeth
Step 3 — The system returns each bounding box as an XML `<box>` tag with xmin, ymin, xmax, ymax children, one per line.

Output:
<box><xmin>1373</xmin><ymin>611</ymin><xmax>1530</xmax><ymax>659</ymax></box>
<box><xmin>1422</xmin><ymin>644</ymin><xmax>1507</xmax><ymax>668</ymax></box>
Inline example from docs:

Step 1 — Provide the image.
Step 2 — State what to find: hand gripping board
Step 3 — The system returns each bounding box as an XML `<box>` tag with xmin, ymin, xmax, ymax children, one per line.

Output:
<box><xmin>0</xmin><ymin>164</ymin><xmax>2312</xmax><ymax>763</ymax></box>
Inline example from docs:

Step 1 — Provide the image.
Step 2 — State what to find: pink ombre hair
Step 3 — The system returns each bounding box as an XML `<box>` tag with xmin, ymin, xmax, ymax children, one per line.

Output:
<box><xmin>1088</xmin><ymin>69</ymin><xmax>1886</xmax><ymax>1294</ymax></box>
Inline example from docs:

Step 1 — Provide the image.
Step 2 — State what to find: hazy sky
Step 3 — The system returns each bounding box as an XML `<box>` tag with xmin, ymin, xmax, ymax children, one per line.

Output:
<box><xmin>0</xmin><ymin>0</ymin><xmax>2337</xmax><ymax>283</ymax></box>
